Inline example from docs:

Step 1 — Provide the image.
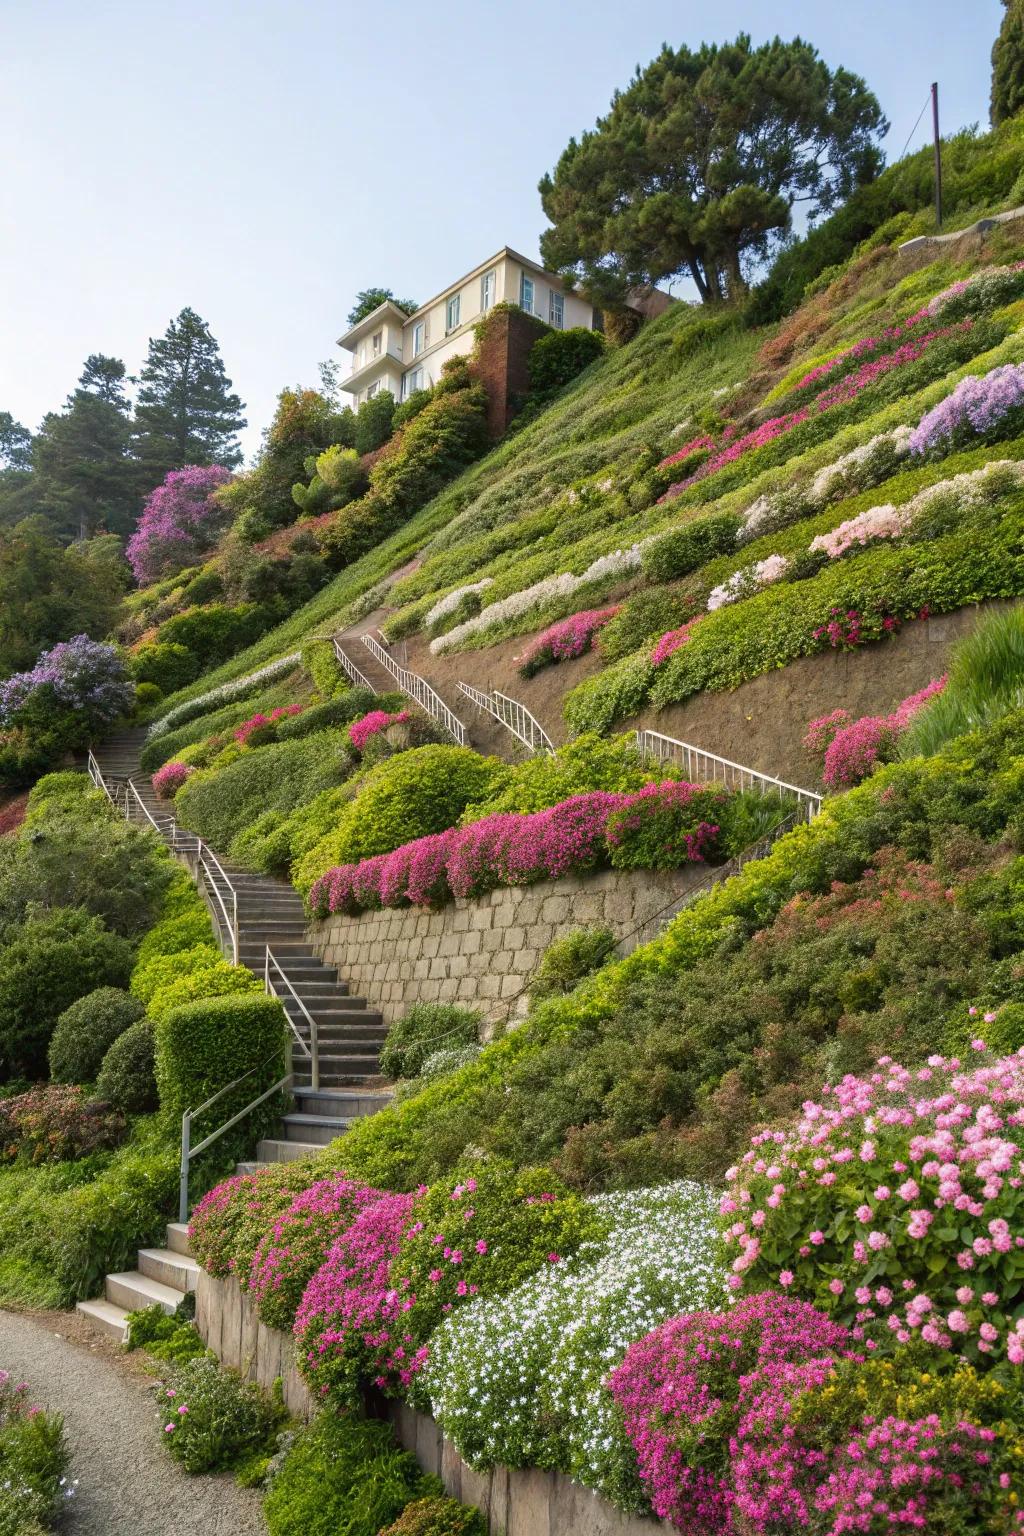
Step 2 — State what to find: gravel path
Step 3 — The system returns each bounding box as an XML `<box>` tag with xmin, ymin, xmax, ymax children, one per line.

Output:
<box><xmin>0</xmin><ymin>1308</ymin><xmax>268</xmax><ymax>1535</ymax></box>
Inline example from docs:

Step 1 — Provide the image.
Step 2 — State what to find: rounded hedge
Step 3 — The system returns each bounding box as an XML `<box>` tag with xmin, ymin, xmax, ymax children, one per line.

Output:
<box><xmin>96</xmin><ymin>1019</ymin><xmax>158</xmax><ymax>1113</ymax></box>
<box><xmin>48</xmin><ymin>986</ymin><xmax>145</xmax><ymax>1085</ymax></box>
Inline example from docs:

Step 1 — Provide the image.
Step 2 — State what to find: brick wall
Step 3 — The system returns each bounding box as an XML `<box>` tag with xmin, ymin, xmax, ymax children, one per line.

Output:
<box><xmin>472</xmin><ymin>306</ymin><xmax>548</xmax><ymax>436</ymax></box>
<box><xmin>309</xmin><ymin>863</ymin><xmax>716</xmax><ymax>1028</ymax></box>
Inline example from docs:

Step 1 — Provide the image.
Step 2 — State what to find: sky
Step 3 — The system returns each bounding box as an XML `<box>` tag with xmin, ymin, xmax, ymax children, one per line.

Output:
<box><xmin>0</xmin><ymin>0</ymin><xmax>1005</xmax><ymax>461</ymax></box>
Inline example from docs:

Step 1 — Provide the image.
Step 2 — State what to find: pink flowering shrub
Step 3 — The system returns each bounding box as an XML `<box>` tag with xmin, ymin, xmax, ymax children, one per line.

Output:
<box><xmin>151</xmin><ymin>760</ymin><xmax>194</xmax><ymax>799</ymax></box>
<box><xmin>308</xmin><ymin>783</ymin><xmax>730</xmax><ymax>918</ymax></box>
<box><xmin>651</xmin><ymin>618</ymin><xmax>701</xmax><ymax>667</ymax></box>
<box><xmin>608</xmin><ymin>1294</ymin><xmax>859</xmax><ymax>1532</ymax></box>
<box><xmin>658</xmin><ymin>433</ymin><xmax>716</xmax><ymax>471</ymax></box>
<box><xmin>126</xmin><ymin>464</ymin><xmax>232</xmax><ymax>584</ymax></box>
<box><xmin>295</xmin><ymin>1190</ymin><xmax>416</xmax><ymax>1404</ymax></box>
<box><xmin>518</xmin><ymin>607</ymin><xmax>620</xmax><ymax>678</ymax></box>
<box><xmin>247</xmin><ymin>1173</ymin><xmax>385</xmax><ymax>1331</ymax></box>
<box><xmin>802</xmin><ymin>711</ymin><xmax>853</xmax><ymax>764</ymax></box>
<box><xmin>659</xmin><ymin>411</ymin><xmax>809</xmax><ymax>503</ymax></box>
<box><xmin>233</xmin><ymin>705</ymin><xmax>302</xmax><ymax>747</ymax></box>
<box><xmin>348</xmin><ymin>709</ymin><xmax>412</xmax><ymax>752</ymax></box>
<box><xmin>721</xmin><ymin>1048</ymin><xmax>1024</xmax><ymax>1367</ymax></box>
<box><xmin>805</xmin><ymin>678</ymin><xmax>947</xmax><ymax>790</ymax></box>
<box><xmin>188</xmin><ymin>1161</ymin><xmax>314</xmax><ymax>1283</ymax></box>
<box><xmin>811</xmin><ymin>606</ymin><xmax>911</xmax><ymax>652</ymax></box>
<box><xmin>789</xmin><ymin>312</ymin><xmax>930</xmax><ymax>395</ymax></box>
<box><xmin>809</xmin><ymin>504</ymin><xmax>912</xmax><ymax>560</ymax></box>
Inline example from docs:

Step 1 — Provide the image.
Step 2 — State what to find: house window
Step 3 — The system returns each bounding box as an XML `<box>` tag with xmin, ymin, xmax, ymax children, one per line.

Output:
<box><xmin>403</xmin><ymin>367</ymin><xmax>424</xmax><ymax>398</ymax></box>
<box><xmin>446</xmin><ymin>293</ymin><xmax>461</xmax><ymax>332</ymax></box>
<box><xmin>520</xmin><ymin>274</ymin><xmax>535</xmax><ymax>314</ymax></box>
<box><xmin>372</xmin><ymin>329</ymin><xmax>382</xmax><ymax>356</ymax></box>
<box><xmin>412</xmin><ymin>321</ymin><xmax>425</xmax><ymax>356</ymax></box>
<box><xmin>481</xmin><ymin>269</ymin><xmax>496</xmax><ymax>311</ymax></box>
<box><xmin>366</xmin><ymin>381</ymin><xmax>380</xmax><ymax>399</ymax></box>
<box><xmin>549</xmin><ymin>290</ymin><xmax>564</xmax><ymax>329</ymax></box>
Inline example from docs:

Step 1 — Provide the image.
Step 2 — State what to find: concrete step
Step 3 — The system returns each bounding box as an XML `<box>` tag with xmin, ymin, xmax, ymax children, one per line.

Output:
<box><xmin>105</xmin><ymin>1270</ymin><xmax>185</xmax><ymax>1315</ymax></box>
<box><xmin>166</xmin><ymin>1221</ymin><xmax>192</xmax><ymax>1257</ymax></box>
<box><xmin>282</xmin><ymin>1113</ymin><xmax>355</xmax><ymax>1146</ymax></box>
<box><xmin>138</xmin><ymin>1247</ymin><xmax>200</xmax><ymax>1292</ymax></box>
<box><xmin>235</xmin><ymin>1160</ymin><xmax>258</xmax><ymax>1175</ymax></box>
<box><xmin>293</xmin><ymin>1087</ymin><xmax>394</xmax><ymax>1117</ymax></box>
<box><xmin>76</xmin><ymin>1297</ymin><xmax>130</xmax><ymax>1342</ymax></box>
<box><xmin>255</xmin><ymin>1137</ymin><xmax>331</xmax><ymax>1163</ymax></box>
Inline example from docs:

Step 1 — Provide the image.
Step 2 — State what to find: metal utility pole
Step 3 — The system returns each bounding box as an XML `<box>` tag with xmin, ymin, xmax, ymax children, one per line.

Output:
<box><xmin>932</xmin><ymin>82</ymin><xmax>943</xmax><ymax>231</ymax></box>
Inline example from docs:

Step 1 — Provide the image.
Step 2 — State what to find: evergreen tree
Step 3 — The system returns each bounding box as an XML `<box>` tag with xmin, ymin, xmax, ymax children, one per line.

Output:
<box><xmin>133</xmin><ymin>307</ymin><xmax>246</xmax><ymax>476</ymax></box>
<box><xmin>78</xmin><ymin>353</ymin><xmax>131</xmax><ymax>409</ymax></box>
<box><xmin>0</xmin><ymin>413</ymin><xmax>32</xmax><ymax>471</ymax></box>
<box><xmin>0</xmin><ymin>516</ymin><xmax>126</xmax><ymax>674</ymax></box>
<box><xmin>346</xmin><ymin>288</ymin><xmax>417</xmax><ymax>326</ymax></box>
<box><xmin>992</xmin><ymin>1</ymin><xmax>1024</xmax><ymax>125</ymax></box>
<box><xmin>31</xmin><ymin>356</ymin><xmax>136</xmax><ymax>541</ymax></box>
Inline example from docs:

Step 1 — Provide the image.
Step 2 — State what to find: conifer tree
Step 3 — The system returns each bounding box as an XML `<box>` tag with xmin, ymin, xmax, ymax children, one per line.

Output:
<box><xmin>133</xmin><ymin>307</ymin><xmax>246</xmax><ymax>475</ymax></box>
<box><xmin>992</xmin><ymin>0</ymin><xmax>1024</xmax><ymax>126</ymax></box>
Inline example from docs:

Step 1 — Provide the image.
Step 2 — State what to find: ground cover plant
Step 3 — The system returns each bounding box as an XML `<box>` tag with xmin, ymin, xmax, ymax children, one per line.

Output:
<box><xmin>0</xmin><ymin>1369</ymin><xmax>71</xmax><ymax>1535</ymax></box>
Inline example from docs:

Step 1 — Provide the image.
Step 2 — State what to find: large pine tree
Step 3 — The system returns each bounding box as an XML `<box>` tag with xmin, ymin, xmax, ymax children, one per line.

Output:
<box><xmin>133</xmin><ymin>307</ymin><xmax>246</xmax><ymax>476</ymax></box>
<box><xmin>30</xmin><ymin>355</ymin><xmax>137</xmax><ymax>541</ymax></box>
<box><xmin>992</xmin><ymin>0</ymin><xmax>1024</xmax><ymax>125</ymax></box>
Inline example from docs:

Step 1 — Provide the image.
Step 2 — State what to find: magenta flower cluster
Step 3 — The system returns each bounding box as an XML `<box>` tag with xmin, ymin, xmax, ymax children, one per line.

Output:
<box><xmin>720</xmin><ymin>1047</ymin><xmax>1024</xmax><ymax>1365</ymax></box>
<box><xmin>308</xmin><ymin>782</ymin><xmax>722</xmax><ymax>918</ymax></box>
<box><xmin>348</xmin><ymin>709</ymin><xmax>411</xmax><ymax>752</ymax></box>
<box><xmin>233</xmin><ymin>704</ymin><xmax>302</xmax><ymax>746</ymax></box>
<box><xmin>658</xmin><ymin>410</ymin><xmax>810</xmax><ymax>504</ymax></box>
<box><xmin>651</xmin><ymin>618</ymin><xmax>702</xmax><ymax>667</ymax></box>
<box><xmin>247</xmin><ymin>1174</ymin><xmax>384</xmax><ymax>1330</ymax></box>
<box><xmin>791</xmin><ymin>311</ymin><xmax>930</xmax><ymax>394</ymax></box>
<box><xmin>658</xmin><ymin>433</ymin><xmax>716</xmax><ymax>470</ymax></box>
<box><xmin>805</xmin><ymin>676</ymin><xmax>947</xmax><ymax>790</ymax></box>
<box><xmin>151</xmin><ymin>760</ymin><xmax>194</xmax><ymax>800</ymax></box>
<box><xmin>126</xmin><ymin>464</ymin><xmax>232</xmax><ymax>584</ymax></box>
<box><xmin>518</xmin><ymin>606</ymin><xmax>620</xmax><ymax>677</ymax></box>
<box><xmin>909</xmin><ymin>362</ymin><xmax>1024</xmax><ymax>457</ymax></box>
<box><xmin>0</xmin><ymin>635</ymin><xmax>134</xmax><ymax>733</ymax></box>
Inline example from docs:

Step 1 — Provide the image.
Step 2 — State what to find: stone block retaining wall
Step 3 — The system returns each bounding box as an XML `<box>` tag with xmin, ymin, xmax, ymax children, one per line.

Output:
<box><xmin>194</xmin><ymin>1270</ymin><xmax>670</xmax><ymax>1535</ymax></box>
<box><xmin>310</xmin><ymin>863</ymin><xmax>715</xmax><ymax>1026</ymax></box>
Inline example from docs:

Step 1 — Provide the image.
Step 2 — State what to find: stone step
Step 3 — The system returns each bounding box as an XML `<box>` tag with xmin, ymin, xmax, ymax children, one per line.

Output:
<box><xmin>282</xmin><ymin>1113</ymin><xmax>355</xmax><ymax>1146</ymax></box>
<box><xmin>255</xmin><ymin>1137</ymin><xmax>332</xmax><ymax>1163</ymax></box>
<box><xmin>105</xmin><ymin>1270</ymin><xmax>185</xmax><ymax>1315</ymax></box>
<box><xmin>138</xmin><ymin>1247</ymin><xmax>200</xmax><ymax>1292</ymax></box>
<box><xmin>166</xmin><ymin>1221</ymin><xmax>192</xmax><ymax>1257</ymax></box>
<box><xmin>75</xmin><ymin>1297</ymin><xmax>130</xmax><ymax>1342</ymax></box>
<box><xmin>292</xmin><ymin>1087</ymin><xmax>393</xmax><ymax>1118</ymax></box>
<box><xmin>284</xmin><ymin>1007</ymin><xmax>382</xmax><ymax>1029</ymax></box>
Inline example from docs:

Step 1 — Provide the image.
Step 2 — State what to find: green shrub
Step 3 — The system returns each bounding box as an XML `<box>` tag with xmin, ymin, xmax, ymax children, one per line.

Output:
<box><xmin>0</xmin><ymin>1084</ymin><xmax>126</xmax><ymax>1165</ymax></box>
<box><xmin>132</xmin><ymin>872</ymin><xmax>216</xmax><ymax>971</ymax></box>
<box><xmin>131</xmin><ymin>945</ymin><xmax>220</xmax><ymax>1007</ymax></box>
<box><xmin>134</xmin><ymin>680</ymin><xmax>164</xmax><ymax>712</ymax></box>
<box><xmin>146</xmin><ymin>959</ymin><xmax>261</xmax><ymax>1024</ymax></box>
<box><xmin>901</xmin><ymin>605</ymin><xmax>1024</xmax><ymax>758</ymax></box>
<box><xmin>96</xmin><ymin>1020</ymin><xmax>158</xmax><ymax>1114</ymax></box>
<box><xmin>527</xmin><ymin>327</ymin><xmax>605</xmax><ymax>394</ymax></box>
<box><xmin>597</xmin><ymin>588</ymin><xmax>701</xmax><ymax>664</ymax></box>
<box><xmin>263</xmin><ymin>1412</ymin><xmax>436</xmax><ymax>1536</ymax></box>
<box><xmin>392</xmin><ymin>387</ymin><xmax>434</xmax><ymax>429</ymax></box>
<box><xmin>354</xmin><ymin>390</ymin><xmax>396</xmax><ymax>455</ymax></box>
<box><xmin>159</xmin><ymin>602</ymin><xmax>276</xmax><ymax>669</ymax></box>
<box><xmin>295</xmin><ymin>745</ymin><xmax>507</xmax><ymax>890</ymax></box>
<box><xmin>301</xmin><ymin>638</ymin><xmax>346</xmax><ymax>699</ymax></box>
<box><xmin>48</xmin><ymin>987</ymin><xmax>145</xmax><ymax>1085</ymax></box>
<box><xmin>126</xmin><ymin>1303</ymin><xmax>206</xmax><ymax>1363</ymax></box>
<box><xmin>0</xmin><ymin>1372</ymin><xmax>69</xmax><ymax>1536</ymax></box>
<box><xmin>640</xmin><ymin>511</ymin><xmax>742</xmax><ymax>583</ymax></box>
<box><xmin>529</xmin><ymin>927</ymin><xmax>616</xmax><ymax>1006</ymax></box>
<box><xmin>154</xmin><ymin>993</ymin><xmax>287</xmax><ymax>1128</ymax></box>
<box><xmin>462</xmin><ymin>733</ymin><xmax>655</xmax><ymax>821</ymax></box>
<box><xmin>130</xmin><ymin>641</ymin><xmax>197</xmax><ymax>694</ymax></box>
<box><xmin>379</xmin><ymin>1004</ymin><xmax>481</xmax><ymax>1081</ymax></box>
<box><xmin>0</xmin><ymin>908</ymin><xmax>133</xmax><ymax>1080</ymax></box>
<box><xmin>377</xmin><ymin>1495</ymin><xmax>487</xmax><ymax>1536</ymax></box>
<box><xmin>275</xmin><ymin>689</ymin><xmax>382</xmax><ymax>741</ymax></box>
<box><xmin>158</xmin><ymin>1355</ymin><xmax>283</xmax><ymax>1475</ymax></box>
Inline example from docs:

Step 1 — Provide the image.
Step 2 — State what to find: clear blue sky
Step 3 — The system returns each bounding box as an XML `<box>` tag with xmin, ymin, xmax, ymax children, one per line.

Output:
<box><xmin>0</xmin><ymin>0</ymin><xmax>1004</xmax><ymax>460</ymax></box>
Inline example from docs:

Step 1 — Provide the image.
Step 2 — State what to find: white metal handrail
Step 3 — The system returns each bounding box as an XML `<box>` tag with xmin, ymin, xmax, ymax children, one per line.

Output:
<box><xmin>265</xmin><ymin>946</ymin><xmax>318</xmax><ymax>1090</ymax></box>
<box><xmin>86</xmin><ymin>748</ymin><xmax>108</xmax><ymax>794</ymax></box>
<box><xmin>361</xmin><ymin>633</ymin><xmax>467</xmax><ymax>746</ymax></box>
<box><xmin>332</xmin><ymin>638</ymin><xmax>378</xmax><ymax>695</ymax></box>
<box><xmin>635</xmin><ymin>730</ymin><xmax>822</xmax><ymax>821</ymax></box>
<box><xmin>456</xmin><ymin>682</ymin><xmax>554</xmax><ymax>755</ymax></box>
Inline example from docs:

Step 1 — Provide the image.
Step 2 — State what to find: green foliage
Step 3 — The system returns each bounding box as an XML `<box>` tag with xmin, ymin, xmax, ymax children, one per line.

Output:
<box><xmin>132</xmin><ymin>870</ymin><xmax>216</xmax><ymax>972</ymax></box>
<box><xmin>48</xmin><ymin>986</ymin><xmax>145</xmax><ymax>1085</ymax></box>
<box><xmin>276</xmin><ymin>689</ymin><xmax>382</xmax><ymax>742</ymax></box>
<box><xmin>154</xmin><ymin>993</ymin><xmax>287</xmax><ymax>1129</ymax></box>
<box><xmin>130</xmin><ymin>641</ymin><xmax>197</xmax><ymax>694</ymax></box>
<box><xmin>145</xmin><ymin>958</ymin><xmax>261</xmax><ymax>1024</ymax></box>
<box><xmin>158</xmin><ymin>1355</ymin><xmax>283</xmax><ymax>1475</ymax></box>
<box><xmin>133</xmin><ymin>305</ymin><xmax>246</xmax><ymax>476</ymax></box>
<box><xmin>134</xmin><ymin>680</ymin><xmax>164</xmax><ymax>712</ymax></box>
<box><xmin>346</xmin><ymin>288</ymin><xmax>417</xmax><ymax>326</ymax></box>
<box><xmin>901</xmin><ymin>606</ymin><xmax>1024</xmax><ymax>757</ymax></box>
<box><xmin>96</xmin><ymin>1020</ymin><xmax>158</xmax><ymax>1114</ymax></box>
<box><xmin>0</xmin><ymin>1373</ymin><xmax>70</xmax><ymax>1536</ymax></box>
<box><xmin>130</xmin><ymin>946</ymin><xmax>220</xmax><ymax>1008</ymax></box>
<box><xmin>159</xmin><ymin>602</ymin><xmax>276</xmax><ymax>671</ymax></box>
<box><xmin>529</xmin><ymin>926</ymin><xmax>616</xmax><ymax>1005</ymax></box>
<box><xmin>0</xmin><ymin>515</ymin><xmax>126</xmax><ymax>675</ymax></box>
<box><xmin>598</xmin><ymin>588</ymin><xmax>700</xmax><ymax>663</ymax></box>
<box><xmin>0</xmin><ymin>907</ymin><xmax>132</xmax><ymax>1080</ymax></box>
<box><xmin>125</xmin><ymin>1302</ymin><xmax>206</xmax><ymax>1364</ymax></box>
<box><xmin>295</xmin><ymin>745</ymin><xmax>507</xmax><ymax>890</ymax></box>
<box><xmin>392</xmin><ymin>389</ymin><xmax>433</xmax><ymax>430</ymax></box>
<box><xmin>301</xmin><ymin>638</ymin><xmax>346</xmax><ymax>699</ymax></box>
<box><xmin>640</xmin><ymin>511</ymin><xmax>742</xmax><ymax>583</ymax></box>
<box><xmin>354</xmin><ymin>391</ymin><xmax>396</xmax><ymax>456</ymax></box>
<box><xmin>376</xmin><ymin>1496</ymin><xmax>486</xmax><ymax>1536</ymax></box>
<box><xmin>462</xmin><ymin>734</ymin><xmax>652</xmax><ymax>821</ymax></box>
<box><xmin>263</xmin><ymin>1412</ymin><xmax>435</xmax><ymax>1536</ymax></box>
<box><xmin>379</xmin><ymin>1003</ymin><xmax>481</xmax><ymax>1081</ymax></box>
<box><xmin>527</xmin><ymin>328</ymin><xmax>606</xmax><ymax>394</ymax></box>
<box><xmin>992</xmin><ymin>0</ymin><xmax>1024</xmax><ymax>126</ymax></box>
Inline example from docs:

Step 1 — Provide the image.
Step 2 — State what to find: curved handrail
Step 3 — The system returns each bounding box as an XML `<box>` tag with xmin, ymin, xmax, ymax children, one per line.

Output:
<box><xmin>456</xmin><ymin>682</ymin><xmax>554</xmax><ymax>755</ymax></box>
<box><xmin>635</xmin><ymin>730</ymin><xmax>822</xmax><ymax>821</ymax></box>
<box><xmin>361</xmin><ymin>633</ymin><xmax>467</xmax><ymax>746</ymax></box>
<box><xmin>332</xmin><ymin>638</ymin><xmax>378</xmax><ymax>695</ymax></box>
<box><xmin>264</xmin><ymin>947</ymin><xmax>317</xmax><ymax>1090</ymax></box>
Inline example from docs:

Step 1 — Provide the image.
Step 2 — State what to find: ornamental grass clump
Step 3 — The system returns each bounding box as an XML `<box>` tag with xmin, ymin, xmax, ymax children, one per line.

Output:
<box><xmin>517</xmin><ymin>606</ymin><xmax>620</xmax><ymax>677</ymax></box>
<box><xmin>721</xmin><ymin>1047</ymin><xmax>1024</xmax><ymax>1367</ymax></box>
<box><xmin>424</xmin><ymin>1182</ymin><xmax>723</xmax><ymax>1508</ymax></box>
<box><xmin>248</xmin><ymin>1173</ymin><xmax>385</xmax><ymax>1331</ymax></box>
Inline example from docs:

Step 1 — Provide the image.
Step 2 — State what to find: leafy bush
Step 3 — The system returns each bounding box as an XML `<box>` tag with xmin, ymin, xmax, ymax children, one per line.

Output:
<box><xmin>125</xmin><ymin>1303</ymin><xmax>206</xmax><ymax>1364</ymax></box>
<box><xmin>0</xmin><ymin>636</ymin><xmax>134</xmax><ymax>771</ymax></box>
<box><xmin>157</xmin><ymin>1355</ymin><xmax>283</xmax><ymax>1475</ymax></box>
<box><xmin>275</xmin><ymin>689</ymin><xmax>380</xmax><ymax>741</ymax></box>
<box><xmin>130</xmin><ymin>641</ymin><xmax>197</xmax><ymax>694</ymax></box>
<box><xmin>159</xmin><ymin>602</ymin><xmax>275</xmax><ymax>671</ymax></box>
<box><xmin>96</xmin><ymin>1020</ymin><xmax>158</xmax><ymax>1114</ymax></box>
<box><xmin>379</xmin><ymin>1004</ymin><xmax>481</xmax><ymax>1081</ymax></box>
<box><xmin>0</xmin><ymin>1372</ymin><xmax>70</xmax><ymax>1536</ymax></box>
<box><xmin>48</xmin><ymin>987</ymin><xmax>145</xmax><ymax>1085</ymax></box>
<box><xmin>462</xmin><ymin>734</ymin><xmax>652</xmax><ymax>820</ymax></box>
<box><xmin>376</xmin><ymin>1496</ymin><xmax>486</xmax><ymax>1536</ymax></box>
<box><xmin>130</xmin><ymin>945</ymin><xmax>221</xmax><ymax>1008</ymax></box>
<box><xmin>527</xmin><ymin>327</ymin><xmax>605</xmax><ymax>394</ymax></box>
<box><xmin>528</xmin><ymin>926</ymin><xmax>615</xmax><ymax>1005</ymax></box>
<box><xmin>301</xmin><ymin>638</ymin><xmax>346</xmax><ymax>699</ymax></box>
<box><xmin>0</xmin><ymin>1084</ymin><xmax>126</xmax><ymax>1164</ymax></box>
<box><xmin>640</xmin><ymin>511</ymin><xmax>742</xmax><ymax>583</ymax></box>
<box><xmin>132</xmin><ymin>872</ymin><xmax>215</xmax><ymax>970</ymax></box>
<box><xmin>0</xmin><ymin>908</ymin><xmax>132</xmax><ymax>1080</ymax></box>
<box><xmin>154</xmin><ymin>993</ymin><xmax>287</xmax><ymax>1130</ymax></box>
<box><xmin>263</xmin><ymin>1412</ymin><xmax>434</xmax><ymax>1536</ymax></box>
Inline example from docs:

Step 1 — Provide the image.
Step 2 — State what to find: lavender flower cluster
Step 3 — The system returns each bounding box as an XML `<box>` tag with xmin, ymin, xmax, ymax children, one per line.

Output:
<box><xmin>0</xmin><ymin>635</ymin><xmax>134</xmax><ymax>730</ymax></box>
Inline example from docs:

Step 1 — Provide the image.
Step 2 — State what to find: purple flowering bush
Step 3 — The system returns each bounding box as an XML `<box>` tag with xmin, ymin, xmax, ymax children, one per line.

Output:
<box><xmin>247</xmin><ymin>1173</ymin><xmax>385</xmax><ymax>1330</ymax></box>
<box><xmin>721</xmin><ymin>1049</ymin><xmax>1024</xmax><ymax>1367</ymax></box>
<box><xmin>909</xmin><ymin>362</ymin><xmax>1024</xmax><ymax>458</ymax></box>
<box><xmin>0</xmin><ymin>636</ymin><xmax>134</xmax><ymax>756</ymax></box>
<box><xmin>126</xmin><ymin>465</ymin><xmax>232</xmax><ymax>584</ymax></box>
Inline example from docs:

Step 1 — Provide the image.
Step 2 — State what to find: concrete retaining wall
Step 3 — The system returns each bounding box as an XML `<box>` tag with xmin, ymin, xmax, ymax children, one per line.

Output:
<box><xmin>194</xmin><ymin>1270</ymin><xmax>669</xmax><ymax>1535</ymax></box>
<box><xmin>310</xmin><ymin>863</ymin><xmax>713</xmax><ymax>1027</ymax></box>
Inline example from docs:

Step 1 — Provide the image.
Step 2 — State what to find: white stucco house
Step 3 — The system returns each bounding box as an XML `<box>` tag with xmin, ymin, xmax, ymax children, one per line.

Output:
<box><xmin>336</xmin><ymin>247</ymin><xmax>600</xmax><ymax>408</ymax></box>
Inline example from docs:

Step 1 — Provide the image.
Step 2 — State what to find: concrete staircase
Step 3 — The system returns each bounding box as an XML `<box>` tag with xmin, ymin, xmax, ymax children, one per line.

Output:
<box><xmin>78</xmin><ymin>1221</ymin><xmax>197</xmax><ymax>1342</ymax></box>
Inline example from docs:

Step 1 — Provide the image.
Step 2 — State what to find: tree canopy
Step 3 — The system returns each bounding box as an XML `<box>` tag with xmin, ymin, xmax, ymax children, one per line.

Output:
<box><xmin>346</xmin><ymin>288</ymin><xmax>418</xmax><ymax>326</ymax></box>
<box><xmin>539</xmin><ymin>34</ymin><xmax>888</xmax><ymax>306</ymax></box>
<box><xmin>133</xmin><ymin>307</ymin><xmax>246</xmax><ymax>476</ymax></box>
<box><xmin>992</xmin><ymin>1</ymin><xmax>1024</xmax><ymax>126</ymax></box>
<box><xmin>0</xmin><ymin>517</ymin><xmax>126</xmax><ymax>675</ymax></box>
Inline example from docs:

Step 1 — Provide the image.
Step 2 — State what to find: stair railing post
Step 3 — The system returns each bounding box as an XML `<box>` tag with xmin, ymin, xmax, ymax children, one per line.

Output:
<box><xmin>179</xmin><ymin>1110</ymin><xmax>192</xmax><ymax>1224</ymax></box>
<box><xmin>312</xmin><ymin>1013</ymin><xmax>319</xmax><ymax>1092</ymax></box>
<box><xmin>232</xmin><ymin>888</ymin><xmax>239</xmax><ymax>967</ymax></box>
